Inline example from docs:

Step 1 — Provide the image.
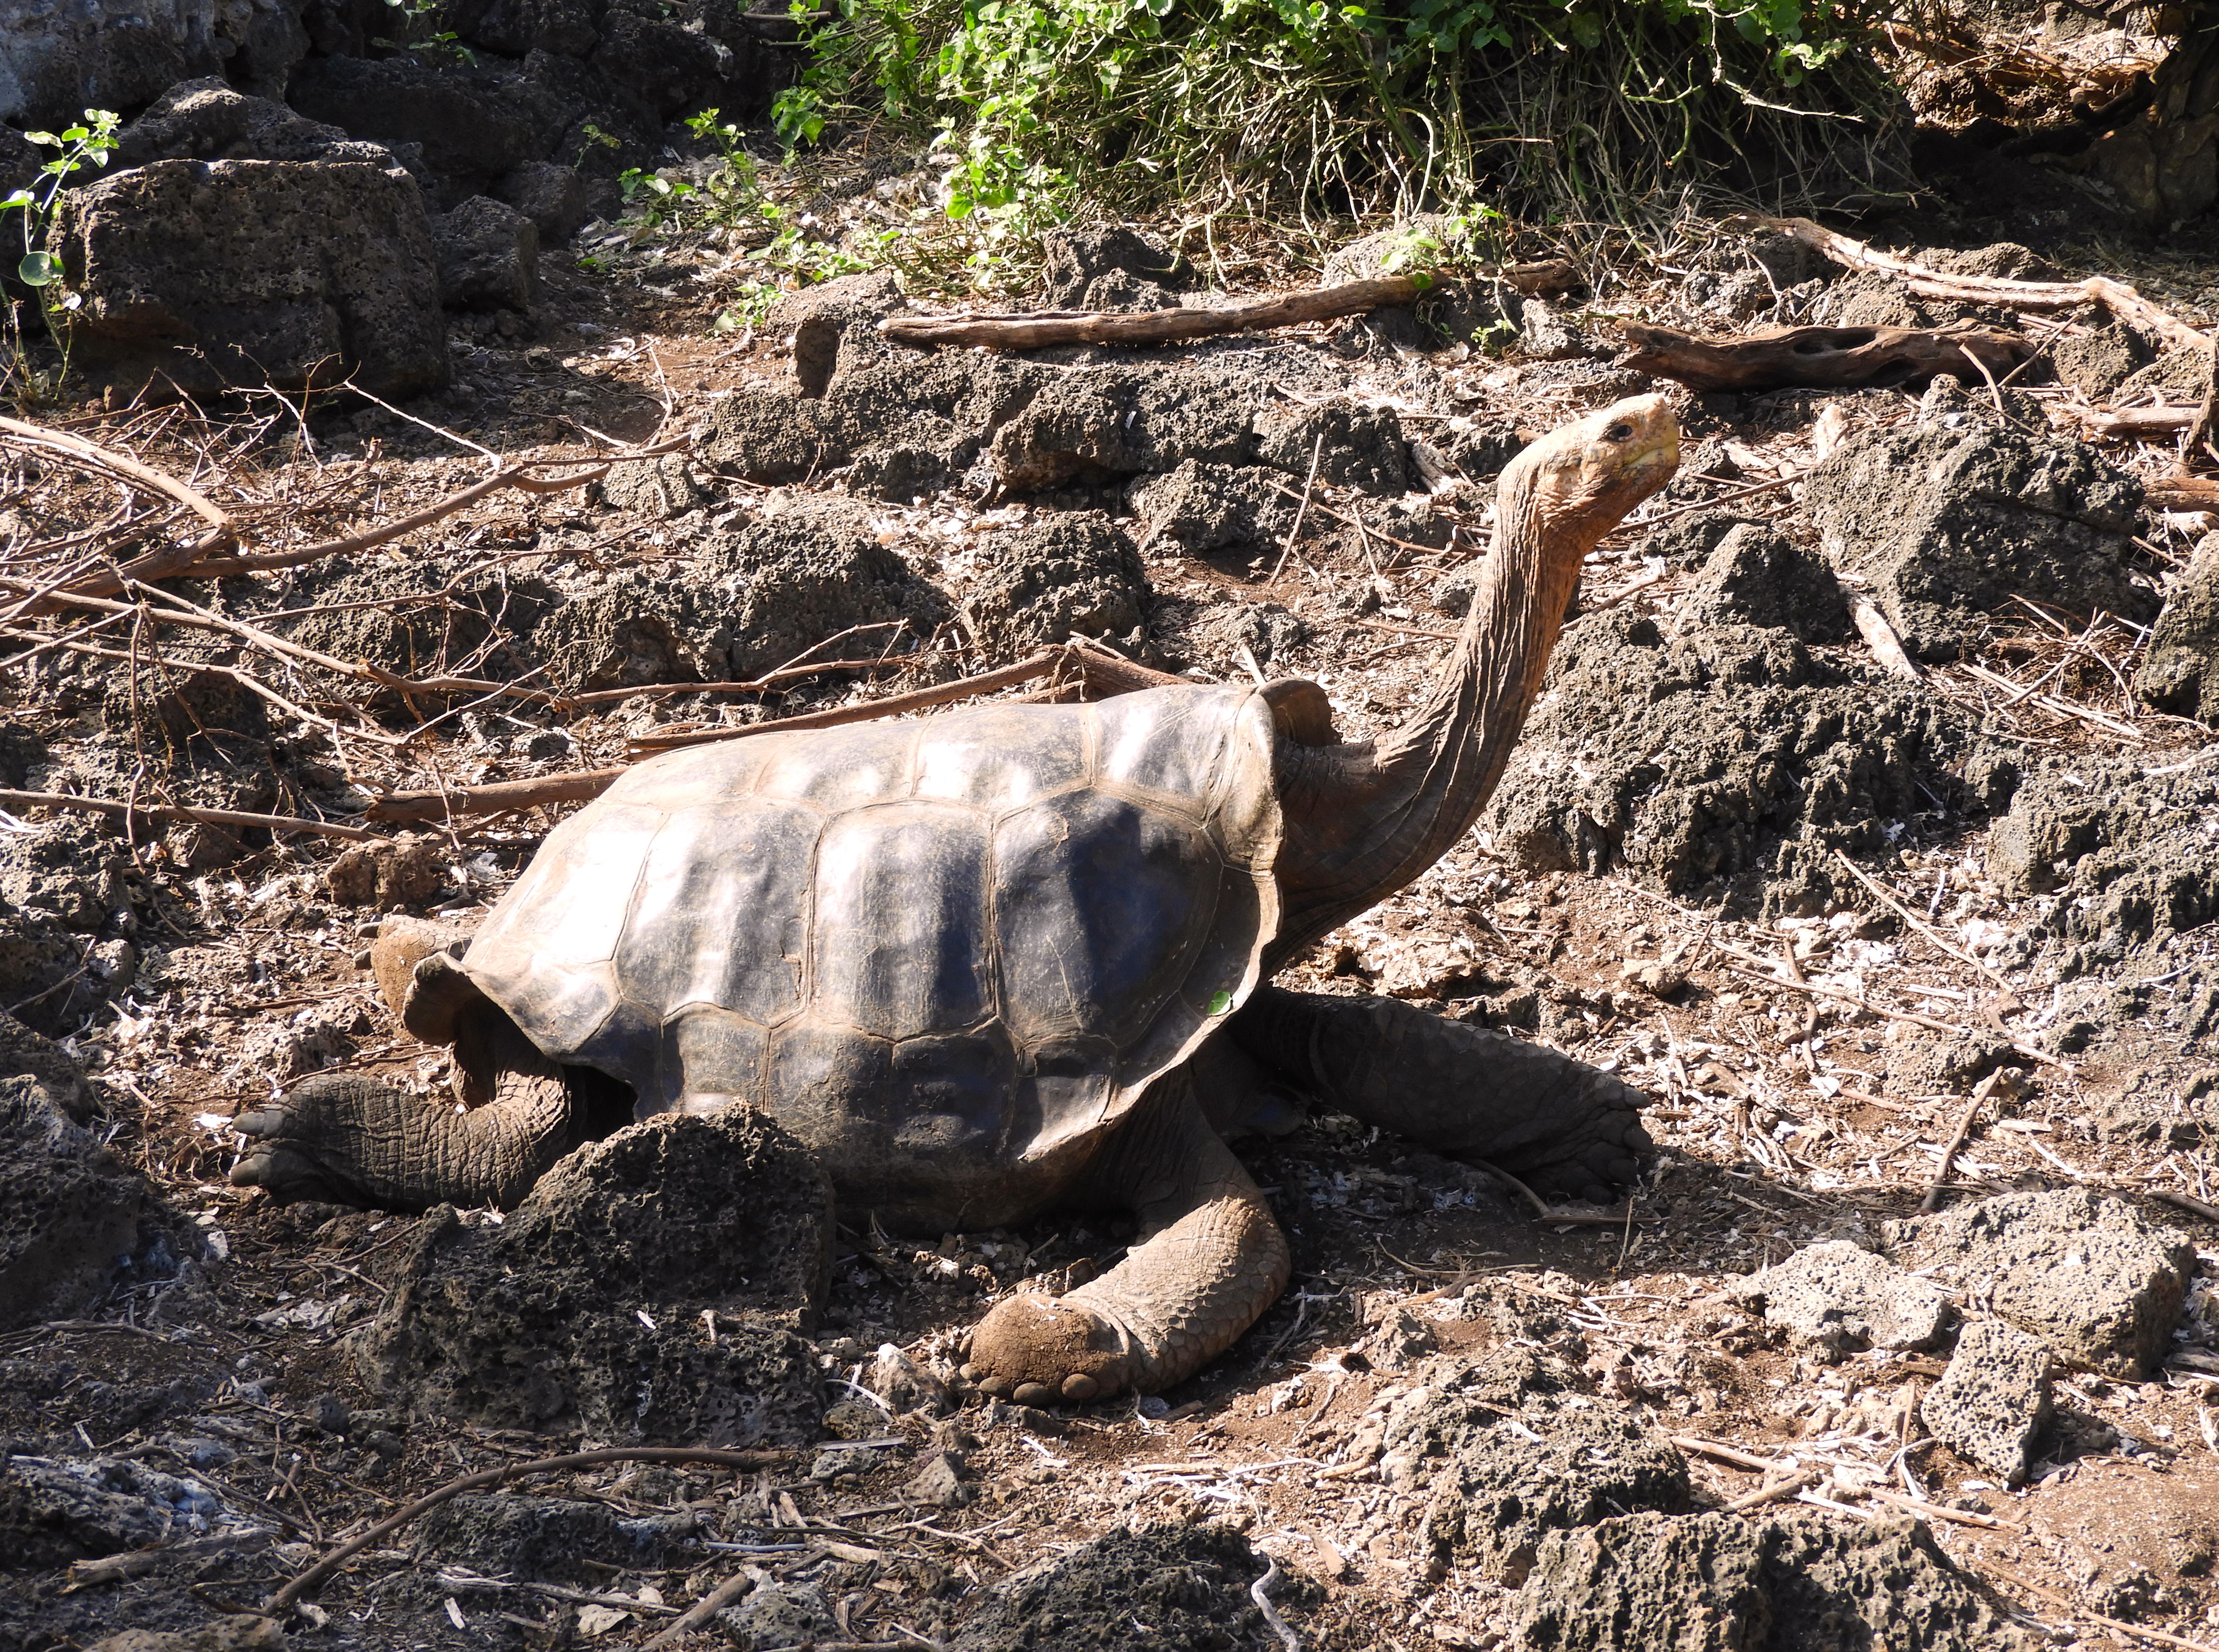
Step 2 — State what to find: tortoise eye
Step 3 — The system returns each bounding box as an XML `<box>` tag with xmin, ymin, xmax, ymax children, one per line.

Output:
<box><xmin>1605</xmin><ymin>422</ymin><xmax>1634</xmax><ymax>441</ymax></box>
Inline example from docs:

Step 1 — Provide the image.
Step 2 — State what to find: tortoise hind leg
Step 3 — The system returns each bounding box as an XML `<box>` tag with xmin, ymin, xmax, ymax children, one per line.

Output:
<box><xmin>230</xmin><ymin>998</ymin><xmax>581</xmax><ymax>1212</ymax></box>
<box><xmin>1229</xmin><ymin>984</ymin><xmax>1653</xmax><ymax>1206</ymax></box>
<box><xmin>965</xmin><ymin>1069</ymin><xmax>1290</xmax><ymax>1406</ymax></box>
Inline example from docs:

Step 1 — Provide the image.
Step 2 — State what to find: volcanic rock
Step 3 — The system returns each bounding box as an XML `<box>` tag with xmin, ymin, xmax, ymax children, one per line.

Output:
<box><xmin>52</xmin><ymin>157</ymin><xmax>448</xmax><ymax>399</ymax></box>
<box><xmin>1803</xmin><ymin>422</ymin><xmax>2151</xmax><ymax>662</ymax></box>
<box><xmin>1731</xmin><ymin>1240</ymin><xmax>1954</xmax><ymax>1357</ymax></box>
<box><xmin>1882</xmin><ymin>1189</ymin><xmax>2194</xmax><ymax>1378</ymax></box>
<box><xmin>2137</xmin><ymin>533</ymin><xmax>2219</xmax><ymax>725</ymax></box>
<box><xmin>1512</xmin><ymin>1511</ymin><xmax>2026</xmax><ymax>1652</ymax></box>
<box><xmin>1922</xmin><ymin>1319</ymin><xmax>2055</xmax><ymax>1484</ymax></box>
<box><xmin>355</xmin><ymin>1107</ymin><xmax>831</xmax><ymax>1443</ymax></box>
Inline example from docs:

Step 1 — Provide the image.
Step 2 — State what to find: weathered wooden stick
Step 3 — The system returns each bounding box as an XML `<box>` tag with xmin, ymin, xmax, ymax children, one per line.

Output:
<box><xmin>2081</xmin><ymin>404</ymin><xmax>2198</xmax><ymax>438</ymax></box>
<box><xmin>1618</xmin><ymin>321</ymin><xmax>2030</xmax><ymax>393</ymax></box>
<box><xmin>1744</xmin><ymin>215</ymin><xmax>2212</xmax><ymax>354</ymax></box>
<box><xmin>1922</xmin><ymin>1067</ymin><xmax>2022</xmax><ymax>1212</ymax></box>
<box><xmin>0</xmin><ymin>788</ymin><xmax>378</xmax><ymax>841</ymax></box>
<box><xmin>1849</xmin><ymin>596</ymin><xmax>1923</xmax><ymax>680</ymax></box>
<box><xmin>2149</xmin><ymin>474</ymin><xmax>2219</xmax><ymax>509</ymax></box>
<box><xmin>881</xmin><ymin>263</ymin><xmax>1577</xmax><ymax>351</ymax></box>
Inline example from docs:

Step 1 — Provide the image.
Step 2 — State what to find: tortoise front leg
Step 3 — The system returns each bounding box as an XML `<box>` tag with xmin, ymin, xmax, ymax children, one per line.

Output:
<box><xmin>1230</xmin><ymin>984</ymin><xmax>1653</xmax><ymax>1205</ymax></box>
<box><xmin>230</xmin><ymin>1003</ymin><xmax>581</xmax><ymax>1212</ymax></box>
<box><xmin>965</xmin><ymin>1069</ymin><xmax>1290</xmax><ymax>1406</ymax></box>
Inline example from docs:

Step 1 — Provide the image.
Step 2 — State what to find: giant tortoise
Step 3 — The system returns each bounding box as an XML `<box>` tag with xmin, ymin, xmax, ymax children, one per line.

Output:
<box><xmin>234</xmin><ymin>394</ymin><xmax>1678</xmax><ymax>1405</ymax></box>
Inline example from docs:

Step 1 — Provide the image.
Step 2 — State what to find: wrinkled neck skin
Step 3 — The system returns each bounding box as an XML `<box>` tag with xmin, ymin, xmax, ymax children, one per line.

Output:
<box><xmin>1266</xmin><ymin>399</ymin><xmax>1675</xmax><ymax>969</ymax></box>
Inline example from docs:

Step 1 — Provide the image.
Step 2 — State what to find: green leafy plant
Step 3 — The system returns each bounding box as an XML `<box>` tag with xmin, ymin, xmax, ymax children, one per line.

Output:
<box><xmin>785</xmin><ymin>0</ymin><xmax>1901</xmax><ymax>240</ymax></box>
<box><xmin>3</xmin><ymin>108</ymin><xmax>120</xmax><ymax>400</ymax></box>
<box><xmin>374</xmin><ymin>0</ymin><xmax>476</xmax><ymax>66</ymax></box>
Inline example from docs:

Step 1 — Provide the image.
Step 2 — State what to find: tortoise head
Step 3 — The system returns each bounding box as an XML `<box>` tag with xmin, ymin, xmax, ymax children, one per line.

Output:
<box><xmin>1265</xmin><ymin>393</ymin><xmax>1679</xmax><ymax>964</ymax></box>
<box><xmin>1497</xmin><ymin>392</ymin><xmax>1679</xmax><ymax>555</ymax></box>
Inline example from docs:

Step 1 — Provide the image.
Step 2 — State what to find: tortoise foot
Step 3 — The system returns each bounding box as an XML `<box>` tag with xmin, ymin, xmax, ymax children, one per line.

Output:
<box><xmin>964</xmin><ymin>1294</ymin><xmax>1143</xmax><ymax>1406</ymax></box>
<box><xmin>229</xmin><ymin>1071</ymin><xmax>395</xmax><ymax>1207</ymax></box>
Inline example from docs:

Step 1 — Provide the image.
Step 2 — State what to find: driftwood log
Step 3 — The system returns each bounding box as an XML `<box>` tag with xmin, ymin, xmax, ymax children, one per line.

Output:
<box><xmin>2081</xmin><ymin>405</ymin><xmax>2198</xmax><ymax>438</ymax></box>
<box><xmin>1618</xmin><ymin>321</ymin><xmax>2031</xmax><ymax>393</ymax></box>
<box><xmin>1744</xmin><ymin>214</ymin><xmax>2212</xmax><ymax>354</ymax></box>
<box><xmin>365</xmin><ymin>640</ymin><xmax>1185</xmax><ymax>825</ymax></box>
<box><xmin>879</xmin><ymin>262</ymin><xmax>1577</xmax><ymax>351</ymax></box>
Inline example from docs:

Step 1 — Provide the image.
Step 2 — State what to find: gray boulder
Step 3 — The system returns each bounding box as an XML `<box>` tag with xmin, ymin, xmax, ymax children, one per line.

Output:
<box><xmin>1922</xmin><ymin>1319</ymin><xmax>2054</xmax><ymax>1485</ymax></box>
<box><xmin>2137</xmin><ymin>533</ymin><xmax>2219</xmax><ymax>725</ymax></box>
<box><xmin>1731</xmin><ymin>1239</ymin><xmax>1953</xmax><ymax>1358</ymax></box>
<box><xmin>496</xmin><ymin>160</ymin><xmax>593</xmax><ymax>245</ymax></box>
<box><xmin>53</xmin><ymin>156</ymin><xmax>448</xmax><ymax>399</ymax></box>
<box><xmin>1682</xmin><ymin>523</ymin><xmax>1852</xmax><ymax>643</ymax></box>
<box><xmin>0</xmin><ymin>0</ymin><xmax>307</xmax><ymax>132</ymax></box>
<box><xmin>1883</xmin><ymin>1188</ymin><xmax>2194</xmax><ymax>1378</ymax></box>
<box><xmin>434</xmin><ymin>195</ymin><xmax>539</xmax><ymax>312</ymax></box>
<box><xmin>961</xmin><ymin>514</ymin><xmax>1150</xmax><ymax>653</ymax></box>
<box><xmin>0</xmin><ymin>1022</ymin><xmax>189</xmax><ymax>1330</ymax></box>
<box><xmin>1804</xmin><ymin>422</ymin><xmax>2152</xmax><ymax>662</ymax></box>
<box><xmin>1512</xmin><ymin>1512</ymin><xmax>2026</xmax><ymax>1652</ymax></box>
<box><xmin>355</xmin><ymin>1107</ymin><xmax>831</xmax><ymax>1444</ymax></box>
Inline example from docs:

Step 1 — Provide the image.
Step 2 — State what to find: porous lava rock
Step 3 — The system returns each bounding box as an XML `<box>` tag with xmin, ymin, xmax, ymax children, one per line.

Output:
<box><xmin>1730</xmin><ymin>1239</ymin><xmax>1953</xmax><ymax>1358</ymax></box>
<box><xmin>961</xmin><ymin>515</ymin><xmax>1150</xmax><ymax>652</ymax></box>
<box><xmin>0</xmin><ymin>1454</ymin><xmax>235</xmax><ymax>1570</ymax></box>
<box><xmin>412</xmin><ymin>1493</ymin><xmax>703</xmax><ymax>1583</ymax></box>
<box><xmin>0</xmin><ymin>1029</ymin><xmax>188</xmax><ymax>1330</ymax></box>
<box><xmin>1511</xmin><ymin>1512</ymin><xmax>2025</xmax><ymax>1652</ymax></box>
<box><xmin>108</xmin><ymin>80</ymin><xmax>396</xmax><ymax>174</ymax></box>
<box><xmin>1882</xmin><ymin>1189</ymin><xmax>2194</xmax><ymax>1379</ymax></box>
<box><xmin>52</xmin><ymin>157</ymin><xmax>448</xmax><ymax>399</ymax></box>
<box><xmin>770</xmin><ymin>270</ymin><xmax>906</xmax><ymax>398</ymax></box>
<box><xmin>523</xmin><ymin>493</ymin><xmax>946</xmax><ymax>690</ymax></box>
<box><xmin>496</xmin><ymin>159</ymin><xmax>593</xmax><ymax>244</ymax></box>
<box><xmin>1128</xmin><ymin>462</ymin><xmax>1296</xmax><ymax>554</ymax></box>
<box><xmin>1803</xmin><ymin>422</ymin><xmax>2151</xmax><ymax>662</ymax></box>
<box><xmin>432</xmin><ymin>195</ymin><xmax>539</xmax><ymax>312</ymax></box>
<box><xmin>1987</xmin><ymin>752</ymin><xmax>2219</xmax><ymax>984</ymax></box>
<box><xmin>0</xmin><ymin>820</ymin><xmax>129</xmax><ymax>1030</ymax></box>
<box><xmin>1922</xmin><ymin>1319</ymin><xmax>2055</xmax><ymax>1484</ymax></box>
<box><xmin>2137</xmin><ymin>533</ymin><xmax>2219</xmax><ymax>725</ymax></box>
<box><xmin>275</xmin><ymin>558</ymin><xmax>554</xmax><ymax>698</ymax></box>
<box><xmin>1681</xmin><ymin>523</ymin><xmax>1851</xmax><ymax>643</ymax></box>
<box><xmin>1037</xmin><ymin>227</ymin><xmax>1191</xmax><ymax>312</ymax></box>
<box><xmin>0</xmin><ymin>0</ymin><xmax>307</xmax><ymax>132</ymax></box>
<box><xmin>1380</xmin><ymin>1349</ymin><xmax>1690</xmax><ymax>1584</ymax></box>
<box><xmin>355</xmin><ymin>1107</ymin><xmax>831</xmax><ymax>1444</ymax></box>
<box><xmin>284</xmin><ymin>54</ymin><xmax>578</xmax><ymax>204</ymax></box>
<box><xmin>950</xmin><ymin>1523</ymin><xmax>1294</xmax><ymax>1652</ymax></box>
<box><xmin>1484</xmin><ymin>611</ymin><xmax>1992</xmax><ymax>913</ymax></box>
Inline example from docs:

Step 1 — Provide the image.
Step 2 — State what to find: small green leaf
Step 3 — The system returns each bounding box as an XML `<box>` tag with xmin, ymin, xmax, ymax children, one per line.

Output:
<box><xmin>1</xmin><ymin>190</ymin><xmax>33</xmax><ymax>210</ymax></box>
<box><xmin>18</xmin><ymin>251</ymin><xmax>59</xmax><ymax>287</ymax></box>
<box><xmin>23</xmin><ymin>131</ymin><xmax>57</xmax><ymax>148</ymax></box>
<box><xmin>1207</xmin><ymin>990</ymin><xmax>1233</xmax><ymax>1016</ymax></box>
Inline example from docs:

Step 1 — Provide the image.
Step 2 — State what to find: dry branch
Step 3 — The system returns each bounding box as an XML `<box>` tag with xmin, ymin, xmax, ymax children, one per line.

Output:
<box><xmin>263</xmin><ymin>1446</ymin><xmax>788</xmax><ymax>1612</ymax></box>
<box><xmin>880</xmin><ymin>263</ymin><xmax>1577</xmax><ymax>351</ymax></box>
<box><xmin>0</xmin><ymin>789</ymin><xmax>377</xmax><ymax>842</ymax></box>
<box><xmin>1744</xmin><ymin>215</ymin><xmax>2212</xmax><ymax>353</ymax></box>
<box><xmin>2149</xmin><ymin>473</ymin><xmax>2219</xmax><ymax>510</ymax></box>
<box><xmin>2080</xmin><ymin>405</ymin><xmax>2197</xmax><ymax>439</ymax></box>
<box><xmin>1848</xmin><ymin>597</ymin><xmax>1923</xmax><ymax>680</ymax></box>
<box><xmin>0</xmin><ymin>414</ymin><xmax>236</xmax><ymax>543</ymax></box>
<box><xmin>1618</xmin><ymin>321</ymin><xmax>2030</xmax><ymax>393</ymax></box>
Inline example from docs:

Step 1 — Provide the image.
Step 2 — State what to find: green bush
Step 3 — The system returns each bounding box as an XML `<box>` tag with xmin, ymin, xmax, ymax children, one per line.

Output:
<box><xmin>779</xmin><ymin>0</ymin><xmax>1902</xmax><ymax>235</ymax></box>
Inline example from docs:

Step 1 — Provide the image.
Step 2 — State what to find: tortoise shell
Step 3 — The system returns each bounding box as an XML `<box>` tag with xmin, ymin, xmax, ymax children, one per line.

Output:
<box><xmin>461</xmin><ymin>684</ymin><xmax>1283</xmax><ymax>1221</ymax></box>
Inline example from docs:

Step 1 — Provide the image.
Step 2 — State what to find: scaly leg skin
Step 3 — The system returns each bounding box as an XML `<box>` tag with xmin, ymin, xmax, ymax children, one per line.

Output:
<box><xmin>964</xmin><ymin>1070</ymin><xmax>1291</xmax><ymax>1406</ymax></box>
<box><xmin>1231</xmin><ymin>984</ymin><xmax>1653</xmax><ymax>1206</ymax></box>
<box><xmin>230</xmin><ymin>1004</ymin><xmax>579</xmax><ymax>1211</ymax></box>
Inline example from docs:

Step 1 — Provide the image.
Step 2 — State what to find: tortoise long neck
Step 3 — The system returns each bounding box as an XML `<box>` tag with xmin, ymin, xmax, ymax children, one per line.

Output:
<box><xmin>1268</xmin><ymin>463</ymin><xmax>1588</xmax><ymax>964</ymax></box>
